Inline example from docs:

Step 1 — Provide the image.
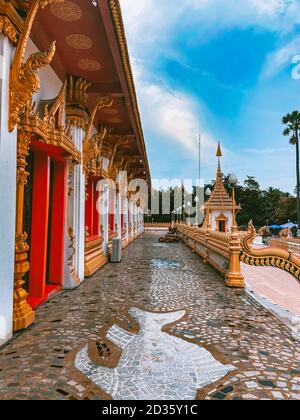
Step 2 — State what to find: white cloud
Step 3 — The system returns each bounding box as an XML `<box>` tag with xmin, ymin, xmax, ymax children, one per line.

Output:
<box><xmin>121</xmin><ymin>0</ymin><xmax>300</xmax><ymax>55</ymax></box>
<box><xmin>243</xmin><ymin>147</ymin><xmax>291</xmax><ymax>154</ymax></box>
<box><xmin>261</xmin><ymin>36</ymin><xmax>300</xmax><ymax>79</ymax></box>
<box><xmin>120</xmin><ymin>0</ymin><xmax>298</xmax><ymax>191</ymax></box>
<box><xmin>131</xmin><ymin>59</ymin><xmax>218</xmax><ymax>164</ymax></box>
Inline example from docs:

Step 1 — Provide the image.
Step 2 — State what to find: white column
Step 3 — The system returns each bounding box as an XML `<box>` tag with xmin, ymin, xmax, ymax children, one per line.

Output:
<box><xmin>130</xmin><ymin>200</ymin><xmax>134</xmax><ymax>240</ymax></box>
<box><xmin>125</xmin><ymin>197</ymin><xmax>129</xmax><ymax>242</ymax></box>
<box><xmin>134</xmin><ymin>204</ymin><xmax>138</xmax><ymax>237</ymax></box>
<box><xmin>102</xmin><ymin>185</ymin><xmax>109</xmax><ymax>255</ymax></box>
<box><xmin>63</xmin><ymin>126</ymin><xmax>85</xmax><ymax>289</ymax></box>
<box><xmin>0</xmin><ymin>36</ymin><xmax>17</xmax><ymax>345</ymax></box>
<box><xmin>141</xmin><ymin>207</ymin><xmax>144</xmax><ymax>232</ymax></box>
<box><xmin>116</xmin><ymin>192</ymin><xmax>122</xmax><ymax>239</ymax></box>
<box><xmin>137</xmin><ymin>205</ymin><xmax>140</xmax><ymax>235</ymax></box>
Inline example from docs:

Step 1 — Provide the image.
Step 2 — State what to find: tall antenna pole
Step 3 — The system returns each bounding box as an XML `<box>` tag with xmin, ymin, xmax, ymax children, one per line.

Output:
<box><xmin>198</xmin><ymin>133</ymin><xmax>201</xmax><ymax>184</ymax></box>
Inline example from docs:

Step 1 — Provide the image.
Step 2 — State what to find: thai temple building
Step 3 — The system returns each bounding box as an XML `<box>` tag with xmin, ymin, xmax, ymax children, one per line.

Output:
<box><xmin>0</xmin><ymin>0</ymin><xmax>150</xmax><ymax>346</ymax></box>
<box><xmin>204</xmin><ymin>143</ymin><xmax>240</xmax><ymax>233</ymax></box>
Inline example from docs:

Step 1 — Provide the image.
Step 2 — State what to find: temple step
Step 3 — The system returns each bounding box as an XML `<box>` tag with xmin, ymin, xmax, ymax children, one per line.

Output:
<box><xmin>84</xmin><ymin>237</ymin><xmax>107</xmax><ymax>277</ymax></box>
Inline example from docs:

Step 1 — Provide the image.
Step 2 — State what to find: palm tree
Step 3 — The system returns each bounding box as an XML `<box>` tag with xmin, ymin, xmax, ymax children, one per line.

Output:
<box><xmin>283</xmin><ymin>111</ymin><xmax>300</xmax><ymax>231</ymax></box>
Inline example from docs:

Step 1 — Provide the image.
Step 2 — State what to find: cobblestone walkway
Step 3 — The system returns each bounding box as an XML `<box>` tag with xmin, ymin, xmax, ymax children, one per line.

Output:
<box><xmin>0</xmin><ymin>232</ymin><xmax>300</xmax><ymax>400</ymax></box>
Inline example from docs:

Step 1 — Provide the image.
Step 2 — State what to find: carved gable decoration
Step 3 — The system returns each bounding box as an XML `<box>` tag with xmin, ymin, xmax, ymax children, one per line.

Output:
<box><xmin>21</xmin><ymin>81</ymin><xmax>81</xmax><ymax>163</ymax></box>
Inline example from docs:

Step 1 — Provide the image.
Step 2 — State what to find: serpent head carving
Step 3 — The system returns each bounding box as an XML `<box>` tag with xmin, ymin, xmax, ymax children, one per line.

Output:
<box><xmin>241</xmin><ymin>220</ymin><xmax>256</xmax><ymax>254</ymax></box>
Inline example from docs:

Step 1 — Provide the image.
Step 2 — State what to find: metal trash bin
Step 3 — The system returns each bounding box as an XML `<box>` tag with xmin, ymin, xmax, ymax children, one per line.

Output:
<box><xmin>111</xmin><ymin>238</ymin><xmax>122</xmax><ymax>263</ymax></box>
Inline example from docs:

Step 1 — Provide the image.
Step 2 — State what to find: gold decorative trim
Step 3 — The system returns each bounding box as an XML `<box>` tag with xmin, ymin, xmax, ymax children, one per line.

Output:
<box><xmin>13</xmin><ymin>130</ymin><xmax>35</xmax><ymax>332</ymax></box>
<box><xmin>177</xmin><ymin>224</ymin><xmax>245</xmax><ymax>288</ymax></box>
<box><xmin>67</xmin><ymin>75</ymin><xmax>91</xmax><ymax>107</ymax></box>
<box><xmin>86</xmin><ymin>125</ymin><xmax>113</xmax><ymax>176</ymax></box>
<box><xmin>65</xmin><ymin>107</ymin><xmax>90</xmax><ymax>130</ymax></box>
<box><xmin>108</xmin><ymin>136</ymin><xmax>128</xmax><ymax>178</ymax></box>
<box><xmin>20</xmin><ymin>81</ymin><xmax>81</xmax><ymax>162</ymax></box>
<box><xmin>0</xmin><ymin>1</ymin><xmax>23</xmax><ymax>42</ymax></box>
<box><xmin>21</xmin><ymin>109</ymin><xmax>80</xmax><ymax>162</ymax></box>
<box><xmin>0</xmin><ymin>15</ymin><xmax>18</xmax><ymax>44</ymax></box>
<box><xmin>241</xmin><ymin>220</ymin><xmax>300</xmax><ymax>282</ymax></box>
<box><xmin>66</xmin><ymin>75</ymin><xmax>91</xmax><ymax>129</ymax></box>
<box><xmin>9</xmin><ymin>0</ymin><xmax>63</xmax><ymax>132</ymax></box>
<box><xmin>83</xmin><ymin>95</ymin><xmax>114</xmax><ymax>171</ymax></box>
<box><xmin>68</xmin><ymin>160</ymin><xmax>75</xmax><ymax>196</ymax></box>
<box><xmin>67</xmin><ymin>226</ymin><xmax>81</xmax><ymax>286</ymax></box>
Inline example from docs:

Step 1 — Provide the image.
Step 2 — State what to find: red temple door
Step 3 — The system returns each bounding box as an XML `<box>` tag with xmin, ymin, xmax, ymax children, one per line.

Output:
<box><xmin>27</xmin><ymin>149</ymin><xmax>66</xmax><ymax>308</ymax></box>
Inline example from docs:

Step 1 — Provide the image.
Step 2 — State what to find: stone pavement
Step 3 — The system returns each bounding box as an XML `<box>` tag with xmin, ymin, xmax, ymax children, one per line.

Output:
<box><xmin>0</xmin><ymin>232</ymin><xmax>300</xmax><ymax>400</ymax></box>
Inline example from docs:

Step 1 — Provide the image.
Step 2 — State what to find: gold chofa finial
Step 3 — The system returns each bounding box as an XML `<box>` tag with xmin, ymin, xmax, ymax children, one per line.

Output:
<box><xmin>216</xmin><ymin>141</ymin><xmax>222</xmax><ymax>158</ymax></box>
<box><xmin>216</xmin><ymin>141</ymin><xmax>222</xmax><ymax>178</ymax></box>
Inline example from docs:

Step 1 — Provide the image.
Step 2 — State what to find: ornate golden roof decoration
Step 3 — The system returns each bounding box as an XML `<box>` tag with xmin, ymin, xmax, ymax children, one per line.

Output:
<box><xmin>124</xmin><ymin>156</ymin><xmax>141</xmax><ymax>171</ymax></box>
<box><xmin>66</xmin><ymin>75</ymin><xmax>92</xmax><ymax>130</ymax></box>
<box><xmin>205</xmin><ymin>142</ymin><xmax>241</xmax><ymax>212</ymax></box>
<box><xmin>82</xmin><ymin>95</ymin><xmax>114</xmax><ymax>170</ymax></box>
<box><xmin>9</xmin><ymin>0</ymin><xmax>64</xmax><ymax>132</ymax></box>
<box><xmin>20</xmin><ymin>81</ymin><xmax>80</xmax><ymax>163</ymax></box>
<box><xmin>0</xmin><ymin>1</ymin><xmax>24</xmax><ymax>43</ymax></box>
<box><xmin>0</xmin><ymin>14</ymin><xmax>18</xmax><ymax>43</ymax></box>
<box><xmin>108</xmin><ymin>136</ymin><xmax>128</xmax><ymax>177</ymax></box>
<box><xmin>85</xmin><ymin>125</ymin><xmax>113</xmax><ymax>176</ymax></box>
<box><xmin>67</xmin><ymin>75</ymin><xmax>91</xmax><ymax>107</ymax></box>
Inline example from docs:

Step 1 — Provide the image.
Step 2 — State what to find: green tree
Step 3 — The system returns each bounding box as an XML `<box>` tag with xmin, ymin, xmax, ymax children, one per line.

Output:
<box><xmin>282</xmin><ymin>111</ymin><xmax>300</xmax><ymax>227</ymax></box>
<box><xmin>274</xmin><ymin>196</ymin><xmax>297</xmax><ymax>224</ymax></box>
<box><xmin>237</xmin><ymin>176</ymin><xmax>264</xmax><ymax>226</ymax></box>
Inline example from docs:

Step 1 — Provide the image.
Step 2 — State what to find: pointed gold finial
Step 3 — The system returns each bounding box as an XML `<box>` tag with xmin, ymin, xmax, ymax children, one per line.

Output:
<box><xmin>216</xmin><ymin>141</ymin><xmax>222</xmax><ymax>158</ymax></box>
<box><xmin>216</xmin><ymin>142</ymin><xmax>222</xmax><ymax>178</ymax></box>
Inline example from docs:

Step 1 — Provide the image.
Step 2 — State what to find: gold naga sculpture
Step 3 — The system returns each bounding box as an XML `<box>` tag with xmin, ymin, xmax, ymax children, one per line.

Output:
<box><xmin>82</xmin><ymin>96</ymin><xmax>114</xmax><ymax>172</ymax></box>
<box><xmin>240</xmin><ymin>220</ymin><xmax>300</xmax><ymax>283</ymax></box>
<box><xmin>66</xmin><ymin>75</ymin><xmax>92</xmax><ymax>129</ymax></box>
<box><xmin>85</xmin><ymin>125</ymin><xmax>113</xmax><ymax>176</ymax></box>
<box><xmin>107</xmin><ymin>136</ymin><xmax>129</xmax><ymax>179</ymax></box>
<box><xmin>9</xmin><ymin>0</ymin><xmax>64</xmax><ymax>132</ymax></box>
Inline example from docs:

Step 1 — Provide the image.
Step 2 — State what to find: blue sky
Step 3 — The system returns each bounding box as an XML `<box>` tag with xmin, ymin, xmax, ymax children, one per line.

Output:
<box><xmin>120</xmin><ymin>0</ymin><xmax>300</xmax><ymax>193</ymax></box>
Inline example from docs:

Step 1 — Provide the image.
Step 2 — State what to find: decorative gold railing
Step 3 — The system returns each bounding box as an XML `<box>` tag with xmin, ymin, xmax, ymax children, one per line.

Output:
<box><xmin>240</xmin><ymin>221</ymin><xmax>300</xmax><ymax>282</ymax></box>
<box><xmin>207</xmin><ymin>230</ymin><xmax>230</xmax><ymax>259</ymax></box>
<box><xmin>177</xmin><ymin>223</ymin><xmax>245</xmax><ymax>288</ymax></box>
<box><xmin>177</xmin><ymin>225</ymin><xmax>230</xmax><ymax>258</ymax></box>
<box><xmin>270</xmin><ymin>238</ymin><xmax>300</xmax><ymax>255</ymax></box>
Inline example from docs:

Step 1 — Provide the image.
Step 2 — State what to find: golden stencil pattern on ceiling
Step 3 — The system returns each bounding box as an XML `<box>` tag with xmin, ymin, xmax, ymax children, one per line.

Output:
<box><xmin>65</xmin><ymin>34</ymin><xmax>93</xmax><ymax>50</ymax></box>
<box><xmin>101</xmin><ymin>108</ymin><xmax>119</xmax><ymax>115</ymax></box>
<box><xmin>50</xmin><ymin>0</ymin><xmax>82</xmax><ymax>22</ymax></box>
<box><xmin>78</xmin><ymin>58</ymin><xmax>101</xmax><ymax>72</ymax></box>
<box><xmin>108</xmin><ymin>117</ymin><xmax>122</xmax><ymax>124</ymax></box>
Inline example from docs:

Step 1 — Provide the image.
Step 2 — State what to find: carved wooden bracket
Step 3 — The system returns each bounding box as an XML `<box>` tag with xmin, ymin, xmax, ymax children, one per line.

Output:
<box><xmin>0</xmin><ymin>15</ymin><xmax>18</xmax><ymax>44</ymax></box>
<box><xmin>82</xmin><ymin>96</ymin><xmax>114</xmax><ymax>171</ymax></box>
<box><xmin>108</xmin><ymin>136</ymin><xmax>129</xmax><ymax>177</ymax></box>
<box><xmin>66</xmin><ymin>75</ymin><xmax>92</xmax><ymax>129</ymax></box>
<box><xmin>85</xmin><ymin>125</ymin><xmax>113</xmax><ymax>175</ymax></box>
<box><xmin>9</xmin><ymin>0</ymin><xmax>63</xmax><ymax>132</ymax></box>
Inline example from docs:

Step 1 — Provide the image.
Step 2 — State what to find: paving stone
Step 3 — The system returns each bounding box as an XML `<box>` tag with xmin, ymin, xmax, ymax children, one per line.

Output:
<box><xmin>0</xmin><ymin>232</ymin><xmax>299</xmax><ymax>400</ymax></box>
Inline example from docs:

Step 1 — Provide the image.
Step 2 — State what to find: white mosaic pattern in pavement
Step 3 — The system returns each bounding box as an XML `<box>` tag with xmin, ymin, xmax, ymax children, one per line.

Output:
<box><xmin>75</xmin><ymin>308</ymin><xmax>235</xmax><ymax>400</ymax></box>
